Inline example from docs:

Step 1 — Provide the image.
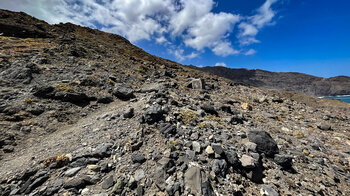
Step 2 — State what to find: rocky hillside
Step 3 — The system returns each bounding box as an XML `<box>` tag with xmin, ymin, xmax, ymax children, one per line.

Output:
<box><xmin>190</xmin><ymin>66</ymin><xmax>350</xmax><ymax>97</ymax></box>
<box><xmin>0</xmin><ymin>9</ymin><xmax>350</xmax><ymax>196</ymax></box>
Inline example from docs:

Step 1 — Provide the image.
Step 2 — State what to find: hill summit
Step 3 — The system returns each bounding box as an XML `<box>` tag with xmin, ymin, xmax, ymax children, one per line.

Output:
<box><xmin>0</xmin><ymin>9</ymin><xmax>349</xmax><ymax>196</ymax></box>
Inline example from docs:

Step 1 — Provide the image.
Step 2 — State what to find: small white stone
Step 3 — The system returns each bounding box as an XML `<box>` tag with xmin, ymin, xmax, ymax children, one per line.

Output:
<box><xmin>205</xmin><ymin>146</ymin><xmax>214</xmax><ymax>155</ymax></box>
<box><xmin>240</xmin><ymin>155</ymin><xmax>256</xmax><ymax>168</ymax></box>
<box><xmin>81</xmin><ymin>188</ymin><xmax>89</xmax><ymax>195</ymax></box>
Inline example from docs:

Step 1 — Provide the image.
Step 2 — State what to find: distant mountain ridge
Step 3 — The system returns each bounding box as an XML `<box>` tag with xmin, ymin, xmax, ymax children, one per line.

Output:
<box><xmin>189</xmin><ymin>65</ymin><xmax>350</xmax><ymax>96</ymax></box>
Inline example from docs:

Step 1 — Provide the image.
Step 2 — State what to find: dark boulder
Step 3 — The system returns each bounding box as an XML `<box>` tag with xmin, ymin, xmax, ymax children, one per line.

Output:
<box><xmin>33</xmin><ymin>86</ymin><xmax>56</xmax><ymax>98</ymax></box>
<box><xmin>97</xmin><ymin>96</ymin><xmax>114</xmax><ymax>104</ymax></box>
<box><xmin>143</xmin><ymin>104</ymin><xmax>164</xmax><ymax>124</ymax></box>
<box><xmin>247</xmin><ymin>130</ymin><xmax>279</xmax><ymax>157</ymax></box>
<box><xmin>92</xmin><ymin>143</ymin><xmax>113</xmax><ymax>158</ymax></box>
<box><xmin>220</xmin><ymin>105</ymin><xmax>232</xmax><ymax>114</ymax></box>
<box><xmin>201</xmin><ymin>180</ymin><xmax>214</xmax><ymax>196</ymax></box>
<box><xmin>131</xmin><ymin>153</ymin><xmax>146</xmax><ymax>164</ymax></box>
<box><xmin>54</xmin><ymin>91</ymin><xmax>92</xmax><ymax>103</ymax></box>
<box><xmin>33</xmin><ymin>85</ymin><xmax>94</xmax><ymax>104</ymax></box>
<box><xmin>159</xmin><ymin>123</ymin><xmax>177</xmax><ymax>136</ymax></box>
<box><xmin>274</xmin><ymin>154</ymin><xmax>293</xmax><ymax>170</ymax></box>
<box><xmin>123</xmin><ymin>108</ymin><xmax>134</xmax><ymax>118</ymax></box>
<box><xmin>224</xmin><ymin>150</ymin><xmax>240</xmax><ymax>167</ymax></box>
<box><xmin>212</xmin><ymin>159</ymin><xmax>227</xmax><ymax>177</ymax></box>
<box><xmin>201</xmin><ymin>104</ymin><xmax>218</xmax><ymax>116</ymax></box>
<box><xmin>113</xmin><ymin>85</ymin><xmax>135</xmax><ymax>100</ymax></box>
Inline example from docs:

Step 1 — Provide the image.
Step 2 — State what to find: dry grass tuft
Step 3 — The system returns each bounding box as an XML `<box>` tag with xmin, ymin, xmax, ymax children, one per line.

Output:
<box><xmin>43</xmin><ymin>154</ymin><xmax>70</xmax><ymax>167</ymax></box>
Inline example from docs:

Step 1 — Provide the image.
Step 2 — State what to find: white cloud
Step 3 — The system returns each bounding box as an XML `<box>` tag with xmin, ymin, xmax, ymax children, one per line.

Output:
<box><xmin>238</xmin><ymin>37</ymin><xmax>260</xmax><ymax>46</ymax></box>
<box><xmin>99</xmin><ymin>0</ymin><xmax>174</xmax><ymax>42</ymax></box>
<box><xmin>238</xmin><ymin>22</ymin><xmax>258</xmax><ymax>37</ymax></box>
<box><xmin>169</xmin><ymin>0</ymin><xmax>214</xmax><ymax>36</ymax></box>
<box><xmin>168</xmin><ymin>48</ymin><xmax>199</xmax><ymax>61</ymax></box>
<box><xmin>215</xmin><ymin>62</ymin><xmax>227</xmax><ymax>67</ymax></box>
<box><xmin>251</xmin><ymin>0</ymin><xmax>278</xmax><ymax>28</ymax></box>
<box><xmin>156</xmin><ymin>36</ymin><xmax>168</xmax><ymax>44</ymax></box>
<box><xmin>238</xmin><ymin>0</ymin><xmax>278</xmax><ymax>45</ymax></box>
<box><xmin>244</xmin><ymin>49</ymin><xmax>257</xmax><ymax>55</ymax></box>
<box><xmin>0</xmin><ymin>0</ymin><xmax>279</xmax><ymax>58</ymax></box>
<box><xmin>184</xmin><ymin>12</ymin><xmax>240</xmax><ymax>56</ymax></box>
<box><xmin>212</xmin><ymin>41</ymin><xmax>239</xmax><ymax>56</ymax></box>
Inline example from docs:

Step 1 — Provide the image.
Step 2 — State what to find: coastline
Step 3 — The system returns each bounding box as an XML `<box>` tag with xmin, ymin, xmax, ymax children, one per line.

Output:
<box><xmin>318</xmin><ymin>95</ymin><xmax>350</xmax><ymax>98</ymax></box>
<box><xmin>319</xmin><ymin>95</ymin><xmax>350</xmax><ymax>103</ymax></box>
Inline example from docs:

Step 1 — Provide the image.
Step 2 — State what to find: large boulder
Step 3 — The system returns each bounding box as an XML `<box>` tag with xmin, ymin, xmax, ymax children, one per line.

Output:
<box><xmin>224</xmin><ymin>150</ymin><xmax>240</xmax><ymax>167</ymax></box>
<box><xmin>54</xmin><ymin>91</ymin><xmax>92</xmax><ymax>103</ymax></box>
<box><xmin>143</xmin><ymin>104</ymin><xmax>164</xmax><ymax>124</ymax></box>
<box><xmin>33</xmin><ymin>86</ymin><xmax>56</xmax><ymax>98</ymax></box>
<box><xmin>274</xmin><ymin>154</ymin><xmax>293</xmax><ymax>170</ymax></box>
<box><xmin>201</xmin><ymin>104</ymin><xmax>218</xmax><ymax>116</ymax></box>
<box><xmin>184</xmin><ymin>167</ymin><xmax>202</xmax><ymax>195</ymax></box>
<box><xmin>159</xmin><ymin>123</ymin><xmax>177</xmax><ymax>136</ymax></box>
<box><xmin>188</xmin><ymin>79</ymin><xmax>205</xmax><ymax>90</ymax></box>
<box><xmin>33</xmin><ymin>85</ymin><xmax>94</xmax><ymax>104</ymax></box>
<box><xmin>247</xmin><ymin>130</ymin><xmax>279</xmax><ymax>157</ymax></box>
<box><xmin>317</xmin><ymin>122</ymin><xmax>331</xmax><ymax>131</ymax></box>
<box><xmin>113</xmin><ymin>85</ymin><xmax>135</xmax><ymax>100</ymax></box>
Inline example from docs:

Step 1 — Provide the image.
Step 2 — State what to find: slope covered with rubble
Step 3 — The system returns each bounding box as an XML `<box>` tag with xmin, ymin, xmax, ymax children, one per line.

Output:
<box><xmin>0</xmin><ymin>9</ymin><xmax>349</xmax><ymax>196</ymax></box>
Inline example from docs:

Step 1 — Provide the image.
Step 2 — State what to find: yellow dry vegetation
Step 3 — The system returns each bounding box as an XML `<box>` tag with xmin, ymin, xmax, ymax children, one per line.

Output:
<box><xmin>167</xmin><ymin>139</ymin><xmax>181</xmax><ymax>150</ymax></box>
<box><xmin>179</xmin><ymin>109</ymin><xmax>198</xmax><ymax>124</ymax></box>
<box><xmin>205</xmin><ymin>115</ymin><xmax>225</xmax><ymax>125</ymax></box>
<box><xmin>205</xmin><ymin>115</ymin><xmax>220</xmax><ymax>121</ymax></box>
<box><xmin>198</xmin><ymin>122</ymin><xmax>208</xmax><ymax>129</ymax></box>
<box><xmin>24</xmin><ymin>97</ymin><xmax>35</xmax><ymax>104</ymax></box>
<box><xmin>124</xmin><ymin>139</ymin><xmax>133</xmax><ymax>151</ymax></box>
<box><xmin>293</xmin><ymin>131</ymin><xmax>305</xmax><ymax>138</ymax></box>
<box><xmin>43</xmin><ymin>154</ymin><xmax>70</xmax><ymax>167</ymax></box>
<box><xmin>55</xmin><ymin>83</ymin><xmax>75</xmax><ymax>92</ymax></box>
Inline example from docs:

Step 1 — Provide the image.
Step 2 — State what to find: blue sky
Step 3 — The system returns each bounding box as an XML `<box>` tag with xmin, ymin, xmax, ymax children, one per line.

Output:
<box><xmin>0</xmin><ymin>0</ymin><xmax>349</xmax><ymax>77</ymax></box>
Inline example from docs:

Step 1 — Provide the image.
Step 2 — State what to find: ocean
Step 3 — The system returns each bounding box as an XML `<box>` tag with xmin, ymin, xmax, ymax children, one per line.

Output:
<box><xmin>322</xmin><ymin>95</ymin><xmax>350</xmax><ymax>103</ymax></box>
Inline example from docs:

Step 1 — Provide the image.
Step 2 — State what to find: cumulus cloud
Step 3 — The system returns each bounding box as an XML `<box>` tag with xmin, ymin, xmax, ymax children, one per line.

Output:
<box><xmin>212</xmin><ymin>41</ymin><xmax>239</xmax><ymax>56</ymax></box>
<box><xmin>169</xmin><ymin>0</ymin><xmax>214</xmax><ymax>36</ymax></box>
<box><xmin>238</xmin><ymin>0</ymin><xmax>278</xmax><ymax>45</ymax></box>
<box><xmin>214</xmin><ymin>62</ymin><xmax>227</xmax><ymax>67</ymax></box>
<box><xmin>184</xmin><ymin>12</ymin><xmax>240</xmax><ymax>56</ymax></box>
<box><xmin>96</xmin><ymin>0</ymin><xmax>174</xmax><ymax>42</ymax></box>
<box><xmin>0</xmin><ymin>0</ymin><xmax>279</xmax><ymax>59</ymax></box>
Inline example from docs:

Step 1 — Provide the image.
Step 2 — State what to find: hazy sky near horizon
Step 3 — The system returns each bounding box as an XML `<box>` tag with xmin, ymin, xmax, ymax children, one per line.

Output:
<box><xmin>1</xmin><ymin>0</ymin><xmax>349</xmax><ymax>77</ymax></box>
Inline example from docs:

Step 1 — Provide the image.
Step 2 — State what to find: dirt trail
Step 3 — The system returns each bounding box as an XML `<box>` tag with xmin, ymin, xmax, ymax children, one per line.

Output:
<box><xmin>0</xmin><ymin>101</ymin><xmax>128</xmax><ymax>178</ymax></box>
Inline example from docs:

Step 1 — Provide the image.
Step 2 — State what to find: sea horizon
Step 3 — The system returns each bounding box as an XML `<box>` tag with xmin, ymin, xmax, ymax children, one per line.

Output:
<box><xmin>321</xmin><ymin>95</ymin><xmax>350</xmax><ymax>103</ymax></box>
